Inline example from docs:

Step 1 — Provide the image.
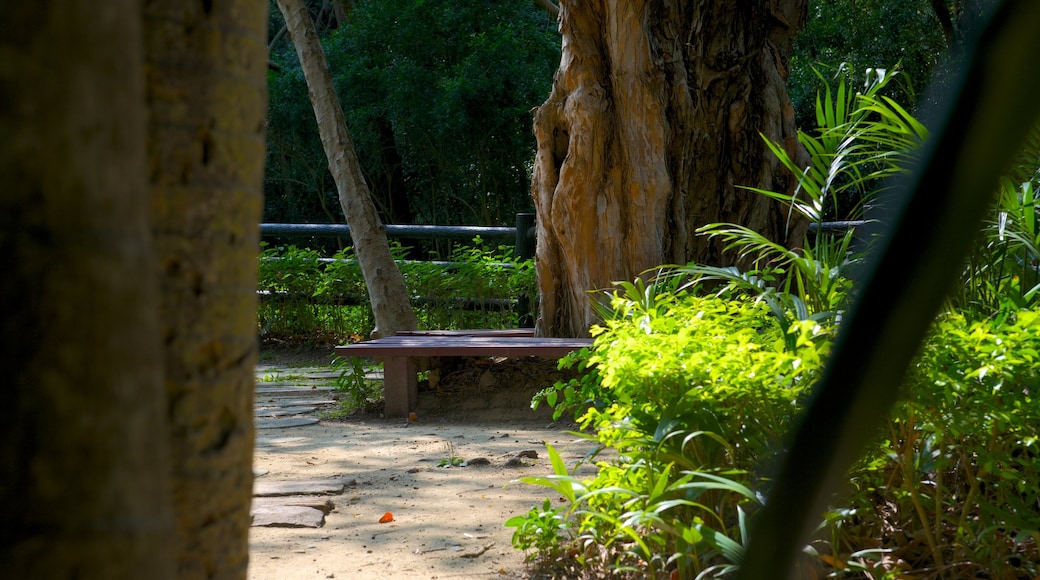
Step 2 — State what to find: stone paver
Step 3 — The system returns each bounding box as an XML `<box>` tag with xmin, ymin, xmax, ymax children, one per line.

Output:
<box><xmin>251</xmin><ymin>505</ymin><xmax>325</xmax><ymax>528</ymax></box>
<box><xmin>251</xmin><ymin>361</ymin><xmax>362</xmax><ymax>528</ymax></box>
<box><xmin>256</xmin><ymin>416</ymin><xmax>319</xmax><ymax>429</ymax></box>
<box><xmin>253</xmin><ymin>364</ymin><xmax>342</xmax><ymax>428</ymax></box>
<box><xmin>254</xmin><ymin>405</ymin><xmax>318</xmax><ymax>417</ymax></box>
<box><xmin>255</xmin><ymin>386</ymin><xmax>334</xmax><ymax>395</ymax></box>
<box><xmin>252</xmin><ymin>496</ymin><xmax>335</xmax><ymax>514</ymax></box>
<box><xmin>253</xmin><ymin>478</ymin><xmax>351</xmax><ymax>497</ymax></box>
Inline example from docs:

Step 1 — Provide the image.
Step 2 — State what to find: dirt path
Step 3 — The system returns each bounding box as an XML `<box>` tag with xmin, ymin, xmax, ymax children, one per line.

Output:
<box><xmin>250</xmin><ymin>348</ymin><xmax>596</xmax><ymax>579</ymax></box>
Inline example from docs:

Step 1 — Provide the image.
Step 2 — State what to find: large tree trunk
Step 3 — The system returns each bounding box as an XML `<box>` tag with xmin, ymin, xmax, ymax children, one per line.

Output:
<box><xmin>0</xmin><ymin>2</ymin><xmax>175</xmax><ymax>577</ymax></box>
<box><xmin>144</xmin><ymin>0</ymin><xmax>268</xmax><ymax>576</ymax></box>
<box><xmin>533</xmin><ymin>1</ymin><xmax>809</xmax><ymax>337</ymax></box>
<box><xmin>278</xmin><ymin>0</ymin><xmax>418</xmax><ymax>338</ymax></box>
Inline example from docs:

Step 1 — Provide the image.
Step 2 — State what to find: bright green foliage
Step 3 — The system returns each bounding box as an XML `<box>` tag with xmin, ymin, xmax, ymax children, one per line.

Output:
<box><xmin>841</xmin><ymin>310</ymin><xmax>1040</xmax><ymax>575</ymax></box>
<box><xmin>953</xmin><ymin>132</ymin><xmax>1040</xmax><ymax>318</ymax></box>
<box><xmin>517</xmin><ymin>288</ymin><xmax>835</xmax><ymax>577</ymax></box>
<box><xmin>401</xmin><ymin>237</ymin><xmax>536</xmax><ymax>330</ymax></box>
<box><xmin>579</xmin><ymin>293</ymin><xmax>832</xmax><ymax>468</ymax></box>
<box><xmin>329</xmin><ymin>355</ymin><xmax>383</xmax><ymax>415</ymax></box>
<box><xmin>257</xmin><ymin>244</ymin><xmax>369</xmax><ymax>340</ymax></box>
<box><xmin>685</xmin><ymin>66</ymin><xmax>924</xmax><ymax>332</ymax></box>
<box><xmin>257</xmin><ymin>239</ymin><xmax>535</xmax><ymax>340</ymax></box>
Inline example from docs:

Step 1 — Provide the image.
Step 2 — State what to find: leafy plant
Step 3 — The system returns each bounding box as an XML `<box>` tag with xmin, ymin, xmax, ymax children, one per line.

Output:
<box><xmin>516</xmin><ymin>290</ymin><xmax>835</xmax><ymax>577</ymax></box>
<box><xmin>505</xmin><ymin>497</ymin><xmax>571</xmax><ymax>559</ymax></box>
<box><xmin>954</xmin><ymin>172</ymin><xmax>1040</xmax><ymax>319</ymax></box>
<box><xmin>840</xmin><ymin>310</ymin><xmax>1040</xmax><ymax>576</ymax></box>
<box><xmin>438</xmin><ymin>441</ymin><xmax>464</xmax><ymax>468</ymax></box>
<box><xmin>506</xmin><ymin>444</ymin><xmax>579</xmax><ymax>558</ymax></box>
<box><xmin>330</xmin><ymin>355</ymin><xmax>382</xmax><ymax>414</ymax></box>
<box><xmin>681</xmin><ymin>66</ymin><xmax>926</xmax><ymax>336</ymax></box>
<box><xmin>748</xmin><ymin>64</ymin><xmax>926</xmax><ymax>229</ymax></box>
<box><xmin>257</xmin><ymin>239</ymin><xmax>536</xmax><ymax>341</ymax></box>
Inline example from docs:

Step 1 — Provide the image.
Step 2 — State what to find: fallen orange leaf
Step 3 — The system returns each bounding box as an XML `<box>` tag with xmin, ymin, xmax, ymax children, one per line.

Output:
<box><xmin>378</xmin><ymin>512</ymin><xmax>394</xmax><ymax>523</ymax></box>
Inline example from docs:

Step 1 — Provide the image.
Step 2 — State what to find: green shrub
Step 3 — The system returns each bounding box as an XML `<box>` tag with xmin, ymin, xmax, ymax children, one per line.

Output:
<box><xmin>257</xmin><ymin>239</ymin><xmax>536</xmax><ymax>341</ymax></box>
<box><xmin>400</xmin><ymin>237</ymin><xmax>536</xmax><ymax>331</ymax></box>
<box><xmin>841</xmin><ymin>310</ymin><xmax>1040</xmax><ymax>576</ymax></box>
<box><xmin>326</xmin><ymin>355</ymin><xmax>383</xmax><ymax>417</ymax></box>
<box><xmin>953</xmin><ymin>173</ymin><xmax>1040</xmax><ymax>319</ymax></box>
<box><xmin>517</xmin><ymin>286</ymin><xmax>836</xmax><ymax>578</ymax></box>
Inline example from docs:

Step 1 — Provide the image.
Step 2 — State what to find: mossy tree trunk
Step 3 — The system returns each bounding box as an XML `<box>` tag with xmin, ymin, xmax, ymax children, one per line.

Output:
<box><xmin>144</xmin><ymin>0</ymin><xmax>268</xmax><ymax>575</ymax></box>
<box><xmin>533</xmin><ymin>0</ymin><xmax>809</xmax><ymax>337</ymax></box>
<box><xmin>0</xmin><ymin>1</ymin><xmax>174</xmax><ymax>577</ymax></box>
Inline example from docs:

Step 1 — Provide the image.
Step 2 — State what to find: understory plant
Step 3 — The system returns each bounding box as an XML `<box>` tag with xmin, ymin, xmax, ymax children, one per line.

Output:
<box><xmin>514</xmin><ymin>284</ymin><xmax>835</xmax><ymax>578</ymax></box>
<box><xmin>510</xmin><ymin>66</ymin><xmax>1040</xmax><ymax>578</ymax></box>
<box><xmin>688</xmin><ymin>65</ymin><xmax>927</xmax><ymax>330</ymax></box>
<box><xmin>257</xmin><ymin>238</ymin><xmax>535</xmax><ymax>340</ymax></box>
<box><xmin>833</xmin><ymin>309</ymin><xmax>1040</xmax><ymax>578</ymax></box>
<box><xmin>328</xmin><ymin>355</ymin><xmax>382</xmax><ymax>415</ymax></box>
<box><xmin>952</xmin><ymin>162</ymin><xmax>1040</xmax><ymax>319</ymax></box>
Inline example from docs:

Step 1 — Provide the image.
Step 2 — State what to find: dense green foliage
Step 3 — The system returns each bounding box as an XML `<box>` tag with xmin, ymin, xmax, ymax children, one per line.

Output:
<box><xmin>264</xmin><ymin>1</ymin><xmax>957</xmax><ymax>230</ymax></box>
<box><xmin>847</xmin><ymin>311</ymin><xmax>1040</xmax><ymax>576</ymax></box>
<box><xmin>511</xmin><ymin>288</ymin><xmax>834</xmax><ymax>577</ymax></box>
<box><xmin>508</xmin><ymin>66</ymin><xmax>1040</xmax><ymax>577</ymax></box>
<box><xmin>265</xmin><ymin>0</ymin><xmax>559</xmax><ymax>229</ymax></box>
<box><xmin>257</xmin><ymin>239</ymin><xmax>535</xmax><ymax>340</ymax></box>
<box><xmin>952</xmin><ymin>140</ymin><xmax>1040</xmax><ymax>318</ymax></box>
<box><xmin>789</xmin><ymin>0</ymin><xmax>970</xmax><ymax>127</ymax></box>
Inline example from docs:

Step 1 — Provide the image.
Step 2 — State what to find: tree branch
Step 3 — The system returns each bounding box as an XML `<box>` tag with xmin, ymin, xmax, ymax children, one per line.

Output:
<box><xmin>533</xmin><ymin>0</ymin><xmax>559</xmax><ymax>19</ymax></box>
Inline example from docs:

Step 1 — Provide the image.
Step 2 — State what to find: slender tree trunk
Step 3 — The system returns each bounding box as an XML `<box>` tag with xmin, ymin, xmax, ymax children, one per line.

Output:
<box><xmin>278</xmin><ymin>0</ymin><xmax>418</xmax><ymax>338</ymax></box>
<box><xmin>143</xmin><ymin>0</ymin><xmax>268</xmax><ymax>576</ymax></box>
<box><xmin>0</xmin><ymin>2</ymin><xmax>174</xmax><ymax>577</ymax></box>
<box><xmin>532</xmin><ymin>0</ymin><xmax>809</xmax><ymax>337</ymax></box>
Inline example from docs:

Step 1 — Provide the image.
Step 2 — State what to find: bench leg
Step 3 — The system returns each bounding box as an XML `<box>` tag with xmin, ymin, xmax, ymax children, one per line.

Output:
<box><xmin>381</xmin><ymin>356</ymin><xmax>417</xmax><ymax>417</ymax></box>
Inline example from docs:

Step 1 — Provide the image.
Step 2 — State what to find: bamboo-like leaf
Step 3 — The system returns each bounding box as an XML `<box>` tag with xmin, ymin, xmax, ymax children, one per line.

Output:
<box><xmin>738</xmin><ymin>2</ymin><xmax>1040</xmax><ymax>577</ymax></box>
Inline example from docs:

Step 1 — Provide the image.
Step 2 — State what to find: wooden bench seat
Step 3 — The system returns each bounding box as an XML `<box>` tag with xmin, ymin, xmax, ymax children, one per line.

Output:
<box><xmin>393</xmin><ymin>328</ymin><xmax>535</xmax><ymax>337</ymax></box>
<box><xmin>334</xmin><ymin>333</ymin><xmax>592</xmax><ymax>417</ymax></box>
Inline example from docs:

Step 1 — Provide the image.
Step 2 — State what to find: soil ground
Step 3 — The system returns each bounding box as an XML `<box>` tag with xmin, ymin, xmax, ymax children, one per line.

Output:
<box><xmin>250</xmin><ymin>344</ymin><xmax>596</xmax><ymax>580</ymax></box>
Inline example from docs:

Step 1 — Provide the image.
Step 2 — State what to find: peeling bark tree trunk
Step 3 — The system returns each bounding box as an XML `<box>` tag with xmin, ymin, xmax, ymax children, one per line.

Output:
<box><xmin>0</xmin><ymin>2</ymin><xmax>174</xmax><ymax>577</ymax></box>
<box><xmin>144</xmin><ymin>0</ymin><xmax>267</xmax><ymax>575</ymax></box>
<box><xmin>278</xmin><ymin>0</ymin><xmax>418</xmax><ymax>338</ymax></box>
<box><xmin>533</xmin><ymin>1</ymin><xmax>809</xmax><ymax>337</ymax></box>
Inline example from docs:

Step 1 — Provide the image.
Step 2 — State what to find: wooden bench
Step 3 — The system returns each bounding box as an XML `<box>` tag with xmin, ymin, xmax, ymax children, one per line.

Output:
<box><xmin>334</xmin><ymin>332</ymin><xmax>593</xmax><ymax>417</ymax></box>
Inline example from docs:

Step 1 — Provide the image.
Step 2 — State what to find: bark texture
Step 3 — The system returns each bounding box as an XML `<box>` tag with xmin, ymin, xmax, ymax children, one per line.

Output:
<box><xmin>278</xmin><ymin>0</ymin><xmax>418</xmax><ymax>338</ymax></box>
<box><xmin>533</xmin><ymin>0</ymin><xmax>809</xmax><ymax>337</ymax></box>
<box><xmin>0</xmin><ymin>2</ymin><xmax>174</xmax><ymax>577</ymax></box>
<box><xmin>144</xmin><ymin>0</ymin><xmax>268</xmax><ymax>576</ymax></box>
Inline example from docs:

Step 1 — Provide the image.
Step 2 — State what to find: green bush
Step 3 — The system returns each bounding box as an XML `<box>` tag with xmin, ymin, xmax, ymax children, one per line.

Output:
<box><xmin>508</xmin><ymin>70</ymin><xmax>1040</xmax><ymax>575</ymax></box>
<box><xmin>839</xmin><ymin>310</ymin><xmax>1040</xmax><ymax>576</ymax></box>
<box><xmin>257</xmin><ymin>239</ymin><xmax>536</xmax><ymax>341</ymax></box>
<box><xmin>515</xmin><ymin>285</ymin><xmax>836</xmax><ymax>577</ymax></box>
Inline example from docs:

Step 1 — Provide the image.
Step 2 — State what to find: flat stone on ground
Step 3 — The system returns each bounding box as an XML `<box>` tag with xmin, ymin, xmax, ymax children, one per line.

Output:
<box><xmin>256</xmin><ymin>417</ymin><xmax>319</xmax><ymax>429</ymax></box>
<box><xmin>251</xmin><ymin>505</ymin><xmax>325</xmax><ymax>528</ymax></box>
<box><xmin>252</xmin><ymin>495</ymin><xmax>335</xmax><ymax>514</ymax></box>
<box><xmin>259</xmin><ymin>398</ymin><xmax>336</xmax><ymax>406</ymax></box>
<box><xmin>254</xmin><ymin>406</ymin><xmax>317</xmax><ymax>417</ymax></box>
<box><xmin>254</xmin><ymin>478</ymin><xmax>349</xmax><ymax>497</ymax></box>
<box><xmin>256</xmin><ymin>386</ymin><xmax>334</xmax><ymax>395</ymax></box>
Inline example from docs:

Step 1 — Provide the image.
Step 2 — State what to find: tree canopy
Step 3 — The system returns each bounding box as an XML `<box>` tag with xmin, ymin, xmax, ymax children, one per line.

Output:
<box><xmin>265</xmin><ymin>0</ymin><xmax>963</xmax><ymax>232</ymax></box>
<box><xmin>789</xmin><ymin>0</ymin><xmax>983</xmax><ymax>128</ymax></box>
<box><xmin>265</xmin><ymin>0</ymin><xmax>560</xmax><ymax>227</ymax></box>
